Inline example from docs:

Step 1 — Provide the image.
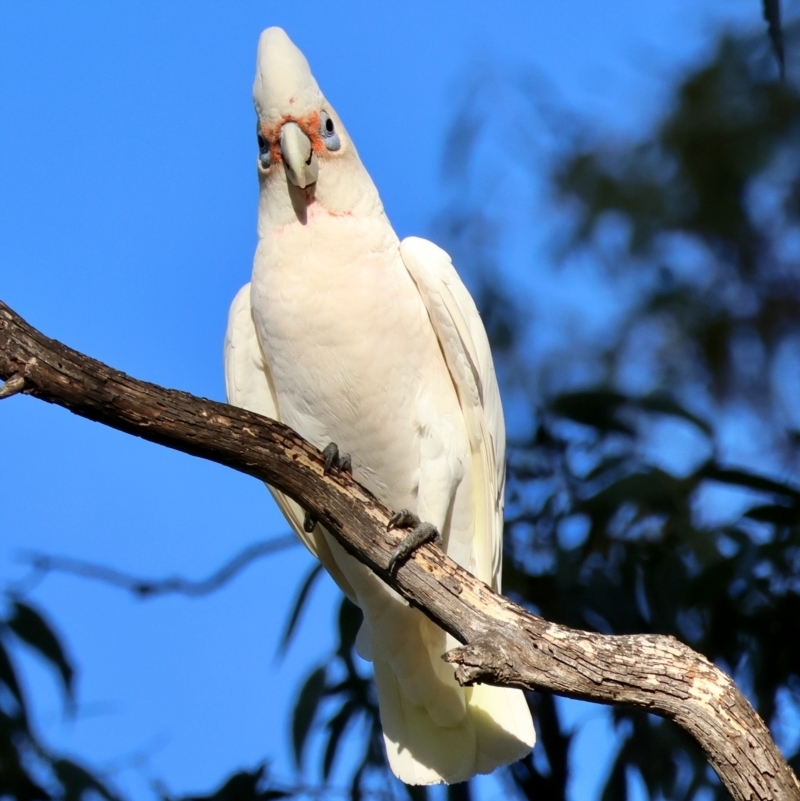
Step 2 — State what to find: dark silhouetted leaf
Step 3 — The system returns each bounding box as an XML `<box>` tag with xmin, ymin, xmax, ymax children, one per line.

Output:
<box><xmin>580</xmin><ymin>469</ymin><xmax>688</xmax><ymax>519</ymax></box>
<box><xmin>699</xmin><ymin>465</ymin><xmax>800</xmax><ymax>501</ymax></box>
<box><xmin>763</xmin><ymin>0</ymin><xmax>785</xmax><ymax>79</ymax></box>
<box><xmin>7</xmin><ymin>601</ymin><xmax>74</xmax><ymax>705</ymax></box>
<box><xmin>0</xmin><ymin>715</ymin><xmax>51</xmax><ymax>801</ymax></box>
<box><xmin>551</xmin><ymin>390</ymin><xmax>634</xmax><ymax>434</ymax></box>
<box><xmin>0</xmin><ymin>637</ymin><xmax>26</xmax><ymax>724</ymax></box>
<box><xmin>336</xmin><ymin>597</ymin><xmax>363</xmax><ymax>658</ymax></box>
<box><xmin>322</xmin><ymin>699</ymin><xmax>359</xmax><ymax>780</ymax></box>
<box><xmin>278</xmin><ymin>563</ymin><xmax>324</xmax><ymax>657</ymax></box>
<box><xmin>601</xmin><ymin>749</ymin><xmax>628</xmax><ymax>801</ymax></box>
<box><xmin>177</xmin><ymin>765</ymin><xmax>287</xmax><ymax>801</ymax></box>
<box><xmin>52</xmin><ymin>759</ymin><xmax>119</xmax><ymax>801</ymax></box>
<box><xmin>744</xmin><ymin>503</ymin><xmax>799</xmax><ymax>525</ymax></box>
<box><xmin>585</xmin><ymin>455</ymin><xmax>632</xmax><ymax>482</ymax></box>
<box><xmin>636</xmin><ymin>394</ymin><xmax>713</xmax><ymax>436</ymax></box>
<box><xmin>406</xmin><ymin>785</ymin><xmax>430</xmax><ymax>801</ymax></box>
<box><xmin>292</xmin><ymin>666</ymin><xmax>326</xmax><ymax>768</ymax></box>
<box><xmin>446</xmin><ymin>782</ymin><xmax>473</xmax><ymax>801</ymax></box>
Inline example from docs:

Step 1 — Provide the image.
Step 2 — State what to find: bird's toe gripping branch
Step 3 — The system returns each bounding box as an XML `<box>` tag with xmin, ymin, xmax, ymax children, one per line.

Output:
<box><xmin>304</xmin><ymin>442</ymin><xmax>353</xmax><ymax>532</ymax></box>
<box><xmin>322</xmin><ymin>442</ymin><xmax>352</xmax><ymax>476</ymax></box>
<box><xmin>387</xmin><ymin>509</ymin><xmax>441</xmax><ymax>572</ymax></box>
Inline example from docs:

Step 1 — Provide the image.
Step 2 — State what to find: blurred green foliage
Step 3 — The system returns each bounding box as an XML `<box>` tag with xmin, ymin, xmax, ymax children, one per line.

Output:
<box><xmin>2</xmin><ymin>13</ymin><xmax>799</xmax><ymax>801</ymax></box>
<box><xmin>554</xmin><ymin>27</ymin><xmax>800</xmax><ymax>410</ymax></box>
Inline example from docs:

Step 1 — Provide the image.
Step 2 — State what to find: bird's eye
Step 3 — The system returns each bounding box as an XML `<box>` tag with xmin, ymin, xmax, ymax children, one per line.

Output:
<box><xmin>319</xmin><ymin>111</ymin><xmax>341</xmax><ymax>152</ymax></box>
<box><xmin>256</xmin><ymin>126</ymin><xmax>272</xmax><ymax>169</ymax></box>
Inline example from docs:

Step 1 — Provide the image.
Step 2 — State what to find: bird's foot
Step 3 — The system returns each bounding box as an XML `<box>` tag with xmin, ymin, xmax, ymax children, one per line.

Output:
<box><xmin>305</xmin><ymin>443</ymin><xmax>353</xmax><ymax>531</ymax></box>
<box><xmin>387</xmin><ymin>509</ymin><xmax>441</xmax><ymax>572</ymax></box>
<box><xmin>322</xmin><ymin>442</ymin><xmax>352</xmax><ymax>476</ymax></box>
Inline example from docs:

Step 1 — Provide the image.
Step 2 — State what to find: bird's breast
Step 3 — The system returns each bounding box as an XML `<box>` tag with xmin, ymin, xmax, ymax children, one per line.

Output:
<box><xmin>250</xmin><ymin>212</ymin><xmax>463</xmax><ymax>510</ymax></box>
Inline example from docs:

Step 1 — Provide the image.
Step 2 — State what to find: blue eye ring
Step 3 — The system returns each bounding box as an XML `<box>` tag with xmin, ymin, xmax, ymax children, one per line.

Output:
<box><xmin>257</xmin><ymin>124</ymin><xmax>271</xmax><ymax>169</ymax></box>
<box><xmin>320</xmin><ymin>111</ymin><xmax>341</xmax><ymax>152</ymax></box>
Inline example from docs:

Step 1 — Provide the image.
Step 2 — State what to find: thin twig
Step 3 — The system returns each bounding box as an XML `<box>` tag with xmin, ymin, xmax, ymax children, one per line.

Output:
<box><xmin>18</xmin><ymin>536</ymin><xmax>298</xmax><ymax>599</ymax></box>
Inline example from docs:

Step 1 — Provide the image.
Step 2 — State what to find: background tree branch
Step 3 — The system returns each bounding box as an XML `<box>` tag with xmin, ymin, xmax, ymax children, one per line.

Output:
<box><xmin>14</xmin><ymin>536</ymin><xmax>298</xmax><ymax>599</ymax></box>
<box><xmin>1</xmin><ymin>298</ymin><xmax>797</xmax><ymax>801</ymax></box>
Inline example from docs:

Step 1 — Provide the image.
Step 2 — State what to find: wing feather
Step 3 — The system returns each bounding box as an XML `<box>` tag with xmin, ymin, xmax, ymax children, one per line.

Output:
<box><xmin>224</xmin><ymin>283</ymin><xmax>357</xmax><ymax>600</ymax></box>
<box><xmin>399</xmin><ymin>238</ymin><xmax>506</xmax><ymax>590</ymax></box>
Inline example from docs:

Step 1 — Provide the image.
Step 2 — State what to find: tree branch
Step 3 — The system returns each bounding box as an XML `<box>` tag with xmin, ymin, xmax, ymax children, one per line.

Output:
<box><xmin>1</xmin><ymin>298</ymin><xmax>797</xmax><ymax>801</ymax></box>
<box><xmin>17</xmin><ymin>536</ymin><xmax>298</xmax><ymax>598</ymax></box>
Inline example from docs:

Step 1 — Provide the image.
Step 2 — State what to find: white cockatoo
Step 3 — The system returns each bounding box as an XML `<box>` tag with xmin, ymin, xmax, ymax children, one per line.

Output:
<box><xmin>224</xmin><ymin>27</ymin><xmax>535</xmax><ymax>785</ymax></box>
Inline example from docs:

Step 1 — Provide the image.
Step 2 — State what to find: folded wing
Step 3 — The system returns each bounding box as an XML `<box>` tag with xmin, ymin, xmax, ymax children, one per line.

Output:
<box><xmin>224</xmin><ymin>282</ymin><xmax>357</xmax><ymax>601</ymax></box>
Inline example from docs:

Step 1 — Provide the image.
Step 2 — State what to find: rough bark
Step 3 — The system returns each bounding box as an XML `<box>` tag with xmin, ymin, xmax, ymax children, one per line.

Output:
<box><xmin>1</xmin><ymin>298</ymin><xmax>798</xmax><ymax>801</ymax></box>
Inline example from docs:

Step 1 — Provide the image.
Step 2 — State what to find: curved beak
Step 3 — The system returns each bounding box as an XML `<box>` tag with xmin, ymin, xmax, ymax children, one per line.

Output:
<box><xmin>280</xmin><ymin>121</ymin><xmax>318</xmax><ymax>188</ymax></box>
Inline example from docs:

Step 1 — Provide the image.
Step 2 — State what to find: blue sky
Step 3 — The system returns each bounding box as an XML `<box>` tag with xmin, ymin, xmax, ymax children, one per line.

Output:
<box><xmin>0</xmin><ymin>2</ymin><xmax>771</xmax><ymax>799</ymax></box>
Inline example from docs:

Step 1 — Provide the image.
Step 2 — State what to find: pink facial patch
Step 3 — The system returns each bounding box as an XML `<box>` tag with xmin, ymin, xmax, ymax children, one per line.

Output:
<box><xmin>260</xmin><ymin>112</ymin><xmax>326</xmax><ymax>165</ymax></box>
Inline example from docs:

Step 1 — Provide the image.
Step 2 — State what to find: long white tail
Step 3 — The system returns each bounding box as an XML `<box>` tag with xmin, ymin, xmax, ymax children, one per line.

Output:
<box><xmin>322</xmin><ymin>529</ymin><xmax>535</xmax><ymax>785</ymax></box>
<box><xmin>373</xmin><ymin>638</ymin><xmax>535</xmax><ymax>785</ymax></box>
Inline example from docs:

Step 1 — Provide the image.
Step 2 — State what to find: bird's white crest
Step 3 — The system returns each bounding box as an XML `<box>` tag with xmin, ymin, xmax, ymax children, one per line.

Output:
<box><xmin>253</xmin><ymin>27</ymin><xmax>323</xmax><ymax>124</ymax></box>
<box><xmin>226</xmin><ymin>26</ymin><xmax>535</xmax><ymax>786</ymax></box>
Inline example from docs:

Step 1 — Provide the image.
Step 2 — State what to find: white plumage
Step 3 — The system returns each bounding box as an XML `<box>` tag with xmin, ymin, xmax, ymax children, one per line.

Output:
<box><xmin>224</xmin><ymin>27</ymin><xmax>534</xmax><ymax>785</ymax></box>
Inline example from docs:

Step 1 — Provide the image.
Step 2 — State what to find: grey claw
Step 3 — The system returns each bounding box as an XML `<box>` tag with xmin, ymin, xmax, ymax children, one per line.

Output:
<box><xmin>322</xmin><ymin>443</ymin><xmax>339</xmax><ymax>475</ymax></box>
<box><xmin>387</xmin><ymin>509</ymin><xmax>419</xmax><ymax>531</ymax></box>
<box><xmin>322</xmin><ymin>442</ymin><xmax>352</xmax><ymax>476</ymax></box>
<box><xmin>303</xmin><ymin>511</ymin><xmax>317</xmax><ymax>533</ymax></box>
<box><xmin>388</xmin><ymin>522</ymin><xmax>441</xmax><ymax>572</ymax></box>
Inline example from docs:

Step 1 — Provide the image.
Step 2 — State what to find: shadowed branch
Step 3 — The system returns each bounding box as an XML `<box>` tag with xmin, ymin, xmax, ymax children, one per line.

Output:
<box><xmin>16</xmin><ymin>536</ymin><xmax>299</xmax><ymax>599</ymax></box>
